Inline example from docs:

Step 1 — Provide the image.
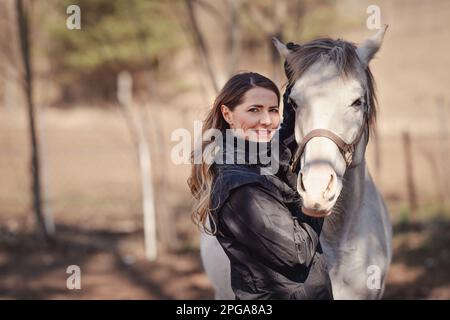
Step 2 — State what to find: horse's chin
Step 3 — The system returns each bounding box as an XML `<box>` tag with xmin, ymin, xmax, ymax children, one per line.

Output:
<box><xmin>301</xmin><ymin>207</ymin><xmax>332</xmax><ymax>218</ymax></box>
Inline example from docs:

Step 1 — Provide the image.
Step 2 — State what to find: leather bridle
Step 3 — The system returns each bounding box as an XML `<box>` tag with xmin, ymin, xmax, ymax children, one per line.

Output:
<box><xmin>290</xmin><ymin>94</ymin><xmax>369</xmax><ymax>172</ymax></box>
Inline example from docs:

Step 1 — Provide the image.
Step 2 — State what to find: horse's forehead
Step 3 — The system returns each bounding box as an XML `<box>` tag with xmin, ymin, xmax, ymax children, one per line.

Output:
<box><xmin>290</xmin><ymin>61</ymin><xmax>364</xmax><ymax>100</ymax></box>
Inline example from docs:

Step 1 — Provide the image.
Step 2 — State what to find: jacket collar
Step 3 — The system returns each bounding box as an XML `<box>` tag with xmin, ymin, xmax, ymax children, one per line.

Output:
<box><xmin>211</xmin><ymin>134</ymin><xmax>302</xmax><ymax>215</ymax></box>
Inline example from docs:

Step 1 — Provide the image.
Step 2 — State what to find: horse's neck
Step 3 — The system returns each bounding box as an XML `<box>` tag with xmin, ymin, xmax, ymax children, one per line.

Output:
<box><xmin>321</xmin><ymin>159</ymin><xmax>367</xmax><ymax>251</ymax></box>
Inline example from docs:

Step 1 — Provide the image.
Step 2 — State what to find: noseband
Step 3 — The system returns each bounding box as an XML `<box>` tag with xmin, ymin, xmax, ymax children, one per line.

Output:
<box><xmin>291</xmin><ymin>116</ymin><xmax>368</xmax><ymax>171</ymax></box>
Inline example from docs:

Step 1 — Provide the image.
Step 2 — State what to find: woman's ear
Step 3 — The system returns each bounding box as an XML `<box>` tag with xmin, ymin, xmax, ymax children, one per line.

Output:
<box><xmin>221</xmin><ymin>105</ymin><xmax>233</xmax><ymax>126</ymax></box>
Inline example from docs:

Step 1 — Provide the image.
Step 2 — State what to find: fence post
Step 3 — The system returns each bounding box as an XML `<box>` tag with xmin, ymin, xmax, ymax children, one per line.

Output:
<box><xmin>437</xmin><ymin>97</ymin><xmax>450</xmax><ymax>206</ymax></box>
<box><xmin>372</xmin><ymin>126</ymin><xmax>382</xmax><ymax>180</ymax></box>
<box><xmin>402</xmin><ymin>130</ymin><xmax>418</xmax><ymax>224</ymax></box>
<box><xmin>117</xmin><ymin>70</ymin><xmax>157</xmax><ymax>261</ymax></box>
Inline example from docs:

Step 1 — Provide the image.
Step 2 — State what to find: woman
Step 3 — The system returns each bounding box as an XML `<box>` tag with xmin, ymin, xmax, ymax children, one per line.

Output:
<box><xmin>188</xmin><ymin>72</ymin><xmax>333</xmax><ymax>300</ymax></box>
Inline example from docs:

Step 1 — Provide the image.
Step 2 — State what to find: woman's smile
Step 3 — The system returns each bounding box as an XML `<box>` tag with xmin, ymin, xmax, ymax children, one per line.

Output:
<box><xmin>248</xmin><ymin>128</ymin><xmax>274</xmax><ymax>141</ymax></box>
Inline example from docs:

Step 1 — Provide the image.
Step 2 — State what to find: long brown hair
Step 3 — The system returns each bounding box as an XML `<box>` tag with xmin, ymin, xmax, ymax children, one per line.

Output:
<box><xmin>188</xmin><ymin>72</ymin><xmax>280</xmax><ymax>235</ymax></box>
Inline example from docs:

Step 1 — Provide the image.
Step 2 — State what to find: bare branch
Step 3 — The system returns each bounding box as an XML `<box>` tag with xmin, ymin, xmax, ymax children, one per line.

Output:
<box><xmin>185</xmin><ymin>0</ymin><xmax>219</xmax><ymax>93</ymax></box>
<box><xmin>194</xmin><ymin>0</ymin><xmax>226</xmax><ymax>28</ymax></box>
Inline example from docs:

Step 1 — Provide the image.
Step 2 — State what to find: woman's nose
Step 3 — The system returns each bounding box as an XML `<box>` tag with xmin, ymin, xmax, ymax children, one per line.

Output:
<box><xmin>259</xmin><ymin>111</ymin><xmax>272</xmax><ymax>125</ymax></box>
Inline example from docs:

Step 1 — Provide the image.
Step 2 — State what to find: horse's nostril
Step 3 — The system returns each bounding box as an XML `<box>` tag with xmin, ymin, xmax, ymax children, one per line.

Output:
<box><xmin>300</xmin><ymin>173</ymin><xmax>306</xmax><ymax>192</ymax></box>
<box><xmin>326</xmin><ymin>174</ymin><xmax>334</xmax><ymax>192</ymax></box>
<box><xmin>323</xmin><ymin>173</ymin><xmax>337</xmax><ymax>201</ymax></box>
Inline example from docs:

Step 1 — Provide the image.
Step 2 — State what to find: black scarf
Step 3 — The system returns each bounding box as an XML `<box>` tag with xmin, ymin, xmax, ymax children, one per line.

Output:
<box><xmin>215</xmin><ymin>133</ymin><xmax>273</xmax><ymax>168</ymax></box>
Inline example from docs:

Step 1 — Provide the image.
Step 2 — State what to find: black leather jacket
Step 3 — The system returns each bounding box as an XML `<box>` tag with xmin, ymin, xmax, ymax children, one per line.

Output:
<box><xmin>210</xmin><ymin>135</ymin><xmax>333</xmax><ymax>300</ymax></box>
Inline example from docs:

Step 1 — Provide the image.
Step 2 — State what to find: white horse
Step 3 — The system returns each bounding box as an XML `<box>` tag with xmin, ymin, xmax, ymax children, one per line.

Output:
<box><xmin>200</xmin><ymin>27</ymin><xmax>392</xmax><ymax>300</ymax></box>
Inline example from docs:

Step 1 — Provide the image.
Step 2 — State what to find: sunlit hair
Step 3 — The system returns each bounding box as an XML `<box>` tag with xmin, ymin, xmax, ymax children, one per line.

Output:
<box><xmin>187</xmin><ymin>72</ymin><xmax>280</xmax><ymax>235</ymax></box>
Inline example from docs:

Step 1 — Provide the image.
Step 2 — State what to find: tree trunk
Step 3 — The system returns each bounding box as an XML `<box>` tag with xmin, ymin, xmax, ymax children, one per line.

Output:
<box><xmin>15</xmin><ymin>0</ymin><xmax>52</xmax><ymax>241</ymax></box>
<box><xmin>185</xmin><ymin>0</ymin><xmax>219</xmax><ymax>94</ymax></box>
<box><xmin>271</xmin><ymin>0</ymin><xmax>287</xmax><ymax>84</ymax></box>
<box><xmin>226</xmin><ymin>0</ymin><xmax>241</xmax><ymax>78</ymax></box>
<box><xmin>128</xmin><ymin>12</ymin><xmax>180</xmax><ymax>251</ymax></box>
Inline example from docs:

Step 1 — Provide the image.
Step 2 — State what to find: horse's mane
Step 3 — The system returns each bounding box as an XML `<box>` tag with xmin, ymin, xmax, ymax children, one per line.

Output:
<box><xmin>286</xmin><ymin>38</ymin><xmax>377</xmax><ymax>132</ymax></box>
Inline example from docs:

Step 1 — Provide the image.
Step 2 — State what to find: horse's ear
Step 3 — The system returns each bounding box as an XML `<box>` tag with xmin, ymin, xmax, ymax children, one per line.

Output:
<box><xmin>272</xmin><ymin>37</ymin><xmax>292</xmax><ymax>60</ymax></box>
<box><xmin>356</xmin><ymin>24</ymin><xmax>388</xmax><ymax>66</ymax></box>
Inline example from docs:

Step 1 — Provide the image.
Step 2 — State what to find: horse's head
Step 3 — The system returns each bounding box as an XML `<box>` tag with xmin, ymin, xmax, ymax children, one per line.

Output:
<box><xmin>273</xmin><ymin>26</ymin><xmax>387</xmax><ymax>218</ymax></box>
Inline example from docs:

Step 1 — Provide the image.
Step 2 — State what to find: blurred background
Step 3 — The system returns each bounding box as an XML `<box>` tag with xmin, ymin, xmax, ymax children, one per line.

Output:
<box><xmin>1</xmin><ymin>0</ymin><xmax>449</xmax><ymax>299</ymax></box>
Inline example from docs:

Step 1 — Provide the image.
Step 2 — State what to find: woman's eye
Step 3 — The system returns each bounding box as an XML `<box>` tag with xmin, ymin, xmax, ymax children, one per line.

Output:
<box><xmin>270</xmin><ymin>108</ymin><xmax>279</xmax><ymax>113</ymax></box>
<box><xmin>248</xmin><ymin>107</ymin><xmax>259</xmax><ymax>112</ymax></box>
<box><xmin>351</xmin><ymin>98</ymin><xmax>363</xmax><ymax>107</ymax></box>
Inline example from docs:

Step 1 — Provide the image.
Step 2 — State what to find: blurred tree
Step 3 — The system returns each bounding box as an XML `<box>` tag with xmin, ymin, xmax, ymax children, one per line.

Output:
<box><xmin>43</xmin><ymin>0</ymin><xmax>186</xmax><ymax>103</ymax></box>
<box><xmin>240</xmin><ymin>0</ymin><xmax>289</xmax><ymax>83</ymax></box>
<box><xmin>184</xmin><ymin>0</ymin><xmax>220</xmax><ymax>93</ymax></box>
<box><xmin>15</xmin><ymin>0</ymin><xmax>54</xmax><ymax>242</ymax></box>
<box><xmin>179</xmin><ymin>0</ymin><xmax>308</xmax><ymax>88</ymax></box>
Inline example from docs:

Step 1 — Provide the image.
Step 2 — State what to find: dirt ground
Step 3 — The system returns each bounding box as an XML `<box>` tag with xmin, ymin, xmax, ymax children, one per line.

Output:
<box><xmin>0</xmin><ymin>222</ymin><xmax>214</xmax><ymax>299</ymax></box>
<box><xmin>384</xmin><ymin>219</ymin><xmax>450</xmax><ymax>299</ymax></box>
<box><xmin>1</xmin><ymin>217</ymin><xmax>450</xmax><ymax>300</ymax></box>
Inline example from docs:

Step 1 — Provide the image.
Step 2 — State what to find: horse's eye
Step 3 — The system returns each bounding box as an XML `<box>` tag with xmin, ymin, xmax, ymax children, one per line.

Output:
<box><xmin>351</xmin><ymin>98</ymin><xmax>363</xmax><ymax>107</ymax></box>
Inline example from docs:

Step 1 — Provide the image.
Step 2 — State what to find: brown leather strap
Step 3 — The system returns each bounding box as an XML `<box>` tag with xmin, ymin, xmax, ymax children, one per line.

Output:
<box><xmin>292</xmin><ymin>117</ymin><xmax>367</xmax><ymax>170</ymax></box>
<box><xmin>298</xmin><ymin>129</ymin><xmax>349</xmax><ymax>156</ymax></box>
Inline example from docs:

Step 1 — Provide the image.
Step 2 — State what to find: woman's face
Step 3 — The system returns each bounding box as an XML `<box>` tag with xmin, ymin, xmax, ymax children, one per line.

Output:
<box><xmin>221</xmin><ymin>87</ymin><xmax>280</xmax><ymax>142</ymax></box>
